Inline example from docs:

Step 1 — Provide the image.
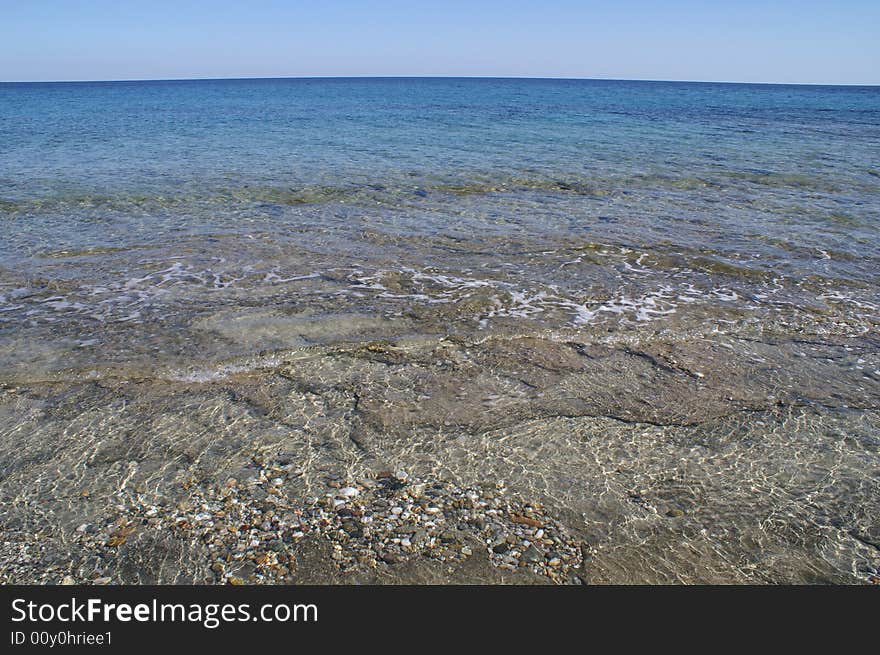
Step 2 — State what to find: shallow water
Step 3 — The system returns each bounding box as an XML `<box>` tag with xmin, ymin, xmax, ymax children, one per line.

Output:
<box><xmin>0</xmin><ymin>78</ymin><xmax>878</xmax><ymax>583</ymax></box>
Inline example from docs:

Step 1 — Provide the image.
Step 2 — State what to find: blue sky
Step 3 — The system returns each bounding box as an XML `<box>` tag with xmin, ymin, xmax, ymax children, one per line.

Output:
<box><xmin>2</xmin><ymin>1</ymin><xmax>878</xmax><ymax>84</ymax></box>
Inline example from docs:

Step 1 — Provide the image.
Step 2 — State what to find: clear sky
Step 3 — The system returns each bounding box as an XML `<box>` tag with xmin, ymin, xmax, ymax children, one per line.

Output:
<box><xmin>2</xmin><ymin>0</ymin><xmax>878</xmax><ymax>84</ymax></box>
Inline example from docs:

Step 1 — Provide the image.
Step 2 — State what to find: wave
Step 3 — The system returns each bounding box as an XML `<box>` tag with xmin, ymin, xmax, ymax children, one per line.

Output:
<box><xmin>2</xmin><ymin>168</ymin><xmax>877</xmax><ymax>217</ymax></box>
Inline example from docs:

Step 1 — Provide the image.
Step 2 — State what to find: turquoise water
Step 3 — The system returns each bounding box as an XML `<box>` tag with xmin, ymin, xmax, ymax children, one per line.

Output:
<box><xmin>1</xmin><ymin>79</ymin><xmax>879</xmax><ymax>584</ymax></box>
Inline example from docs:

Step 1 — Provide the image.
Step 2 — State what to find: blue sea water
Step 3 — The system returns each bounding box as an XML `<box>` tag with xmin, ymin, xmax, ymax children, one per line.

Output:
<box><xmin>2</xmin><ymin>78</ymin><xmax>879</xmax><ymax>198</ymax></box>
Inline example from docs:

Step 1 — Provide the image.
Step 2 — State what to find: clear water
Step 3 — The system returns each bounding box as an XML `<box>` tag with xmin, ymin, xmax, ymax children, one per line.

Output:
<box><xmin>0</xmin><ymin>79</ymin><xmax>878</xmax><ymax>584</ymax></box>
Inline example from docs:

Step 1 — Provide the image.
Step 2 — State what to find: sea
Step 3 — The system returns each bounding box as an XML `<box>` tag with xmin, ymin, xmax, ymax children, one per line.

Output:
<box><xmin>0</xmin><ymin>78</ymin><xmax>878</xmax><ymax>584</ymax></box>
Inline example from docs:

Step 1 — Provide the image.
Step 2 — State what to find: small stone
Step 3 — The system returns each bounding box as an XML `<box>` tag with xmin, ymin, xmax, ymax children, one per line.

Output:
<box><xmin>337</xmin><ymin>487</ymin><xmax>360</xmax><ymax>498</ymax></box>
<box><xmin>59</xmin><ymin>576</ymin><xmax>76</xmax><ymax>585</ymax></box>
<box><xmin>521</xmin><ymin>545</ymin><xmax>543</xmax><ymax>563</ymax></box>
<box><xmin>510</xmin><ymin>514</ymin><xmax>542</xmax><ymax>528</ymax></box>
<box><xmin>105</xmin><ymin>525</ymin><xmax>135</xmax><ymax>547</ymax></box>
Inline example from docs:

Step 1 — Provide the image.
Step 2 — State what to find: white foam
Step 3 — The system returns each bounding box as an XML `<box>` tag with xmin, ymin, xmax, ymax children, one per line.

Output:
<box><xmin>165</xmin><ymin>352</ymin><xmax>288</xmax><ymax>383</ymax></box>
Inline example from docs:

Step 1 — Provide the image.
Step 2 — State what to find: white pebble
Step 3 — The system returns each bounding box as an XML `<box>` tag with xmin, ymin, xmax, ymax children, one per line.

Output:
<box><xmin>337</xmin><ymin>486</ymin><xmax>360</xmax><ymax>498</ymax></box>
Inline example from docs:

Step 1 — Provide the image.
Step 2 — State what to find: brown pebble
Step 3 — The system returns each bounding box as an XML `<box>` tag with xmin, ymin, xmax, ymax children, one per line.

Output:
<box><xmin>510</xmin><ymin>514</ymin><xmax>542</xmax><ymax>528</ymax></box>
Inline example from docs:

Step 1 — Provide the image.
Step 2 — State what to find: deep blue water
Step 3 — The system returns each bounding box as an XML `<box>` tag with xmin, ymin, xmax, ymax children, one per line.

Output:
<box><xmin>2</xmin><ymin>77</ymin><xmax>879</xmax><ymax>200</ymax></box>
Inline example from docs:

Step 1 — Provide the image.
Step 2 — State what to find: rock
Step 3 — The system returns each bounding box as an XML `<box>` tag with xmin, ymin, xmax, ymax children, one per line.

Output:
<box><xmin>665</xmin><ymin>508</ymin><xmax>685</xmax><ymax>518</ymax></box>
<box><xmin>59</xmin><ymin>575</ymin><xmax>76</xmax><ymax>585</ymax></box>
<box><xmin>105</xmin><ymin>525</ymin><xmax>135</xmax><ymax>547</ymax></box>
<box><xmin>341</xmin><ymin>521</ymin><xmax>362</xmax><ymax>537</ymax></box>
<box><xmin>510</xmin><ymin>514</ymin><xmax>542</xmax><ymax>528</ymax></box>
<box><xmin>521</xmin><ymin>545</ymin><xmax>543</xmax><ymax>563</ymax></box>
<box><xmin>337</xmin><ymin>487</ymin><xmax>360</xmax><ymax>498</ymax></box>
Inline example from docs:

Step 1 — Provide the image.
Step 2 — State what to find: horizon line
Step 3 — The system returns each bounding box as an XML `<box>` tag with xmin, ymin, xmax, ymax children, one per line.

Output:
<box><xmin>1</xmin><ymin>74</ymin><xmax>878</xmax><ymax>87</ymax></box>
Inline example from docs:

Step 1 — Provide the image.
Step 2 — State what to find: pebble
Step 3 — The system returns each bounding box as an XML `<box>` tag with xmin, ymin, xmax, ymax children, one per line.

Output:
<box><xmin>521</xmin><ymin>545</ymin><xmax>543</xmax><ymax>563</ymax></box>
<box><xmin>65</xmin><ymin>462</ymin><xmax>583</xmax><ymax>585</ymax></box>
